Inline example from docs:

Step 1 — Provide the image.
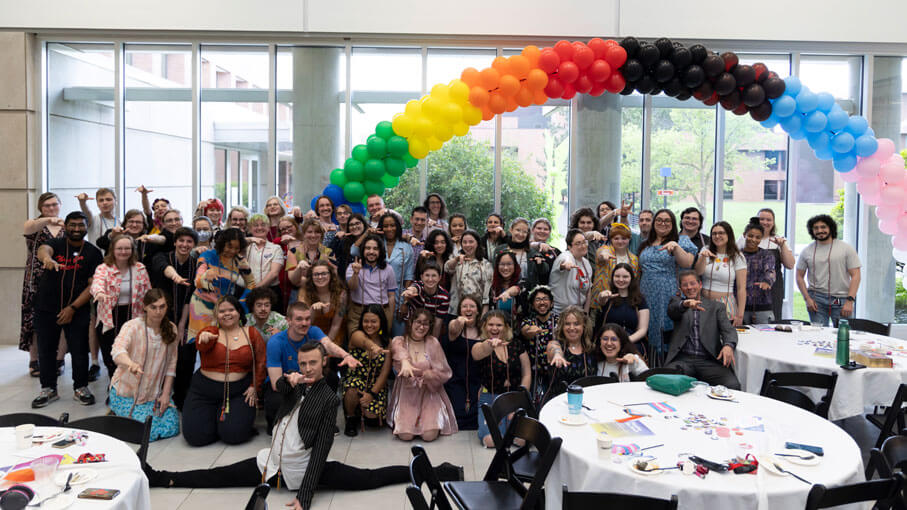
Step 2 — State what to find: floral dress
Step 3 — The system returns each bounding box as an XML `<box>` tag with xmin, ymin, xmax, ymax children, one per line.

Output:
<box><xmin>518</xmin><ymin>313</ymin><xmax>559</xmax><ymax>406</ymax></box>
<box><xmin>638</xmin><ymin>235</ymin><xmax>697</xmax><ymax>363</ymax></box>
<box><xmin>20</xmin><ymin>225</ymin><xmax>64</xmax><ymax>350</ymax></box>
<box><xmin>549</xmin><ymin>347</ymin><xmax>597</xmax><ymax>389</ymax></box>
<box><xmin>342</xmin><ymin>347</ymin><xmax>388</xmax><ymax>419</ymax></box>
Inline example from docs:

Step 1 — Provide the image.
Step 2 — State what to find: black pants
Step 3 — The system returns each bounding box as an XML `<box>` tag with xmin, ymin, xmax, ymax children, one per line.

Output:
<box><xmin>263</xmin><ymin>383</ymin><xmax>282</xmax><ymax>431</ymax></box>
<box><xmin>182</xmin><ymin>371</ymin><xmax>257</xmax><ymax>446</ymax></box>
<box><xmin>172</xmin><ymin>342</ymin><xmax>197</xmax><ymax>411</ymax></box>
<box><xmin>35</xmin><ymin>309</ymin><xmax>90</xmax><ymax>390</ymax></box>
<box><xmin>151</xmin><ymin>457</ymin><xmax>408</xmax><ymax>491</ymax></box>
<box><xmin>97</xmin><ymin>304</ymin><xmax>130</xmax><ymax>379</ymax></box>
<box><xmin>666</xmin><ymin>353</ymin><xmax>741</xmax><ymax>390</ymax></box>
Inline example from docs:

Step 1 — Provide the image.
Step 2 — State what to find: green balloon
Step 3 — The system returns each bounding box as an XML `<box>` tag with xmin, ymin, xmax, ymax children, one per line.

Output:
<box><xmin>402</xmin><ymin>153</ymin><xmax>419</xmax><ymax>168</ymax></box>
<box><xmin>329</xmin><ymin>168</ymin><xmax>347</xmax><ymax>187</ymax></box>
<box><xmin>343</xmin><ymin>181</ymin><xmax>365</xmax><ymax>202</ymax></box>
<box><xmin>364</xmin><ymin>159</ymin><xmax>386</xmax><ymax>181</ymax></box>
<box><xmin>386</xmin><ymin>136</ymin><xmax>409</xmax><ymax>158</ymax></box>
<box><xmin>363</xmin><ymin>179</ymin><xmax>385</xmax><ymax>197</ymax></box>
<box><xmin>385</xmin><ymin>157</ymin><xmax>405</xmax><ymax>177</ymax></box>
<box><xmin>366</xmin><ymin>135</ymin><xmax>387</xmax><ymax>158</ymax></box>
<box><xmin>381</xmin><ymin>173</ymin><xmax>400</xmax><ymax>188</ymax></box>
<box><xmin>343</xmin><ymin>158</ymin><xmax>364</xmax><ymax>182</ymax></box>
<box><xmin>352</xmin><ymin>144</ymin><xmax>369</xmax><ymax>163</ymax></box>
<box><xmin>375</xmin><ymin>121</ymin><xmax>395</xmax><ymax>140</ymax></box>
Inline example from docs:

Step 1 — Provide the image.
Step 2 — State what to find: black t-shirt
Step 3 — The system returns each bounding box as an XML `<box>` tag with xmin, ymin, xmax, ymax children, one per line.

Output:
<box><xmin>598</xmin><ymin>296</ymin><xmax>649</xmax><ymax>334</ymax></box>
<box><xmin>150</xmin><ymin>250</ymin><xmax>197</xmax><ymax>323</ymax></box>
<box><xmin>35</xmin><ymin>238</ymin><xmax>103</xmax><ymax>313</ymax></box>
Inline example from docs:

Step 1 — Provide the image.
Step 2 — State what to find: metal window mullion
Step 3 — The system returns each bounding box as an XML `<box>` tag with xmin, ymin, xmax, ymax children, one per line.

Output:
<box><xmin>39</xmin><ymin>41</ymin><xmax>48</xmax><ymax>196</ymax></box>
<box><xmin>344</xmin><ymin>41</ymin><xmax>352</xmax><ymax>161</ymax></box>
<box><xmin>784</xmin><ymin>52</ymin><xmax>800</xmax><ymax>319</ymax></box>
<box><xmin>268</xmin><ymin>44</ymin><xmax>277</xmax><ymax>204</ymax></box>
<box><xmin>854</xmin><ymin>53</ymin><xmax>874</xmax><ymax>318</ymax></box>
<box><xmin>640</xmin><ymin>95</ymin><xmax>653</xmax><ymax>211</ymax></box>
<box><xmin>419</xmin><ymin>46</ymin><xmax>428</xmax><ymax>203</ymax></box>
<box><xmin>114</xmin><ymin>41</ymin><xmax>124</xmax><ymax>217</ymax></box>
<box><xmin>713</xmin><ymin>106</ymin><xmax>725</xmax><ymax>223</ymax></box>
<box><xmin>493</xmin><ymin>47</ymin><xmax>503</xmax><ymax>214</ymax></box>
<box><xmin>192</xmin><ymin>42</ymin><xmax>200</xmax><ymax>205</ymax></box>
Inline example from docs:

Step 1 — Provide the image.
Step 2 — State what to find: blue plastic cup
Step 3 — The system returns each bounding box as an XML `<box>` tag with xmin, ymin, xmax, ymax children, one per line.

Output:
<box><xmin>566</xmin><ymin>384</ymin><xmax>583</xmax><ymax>416</ymax></box>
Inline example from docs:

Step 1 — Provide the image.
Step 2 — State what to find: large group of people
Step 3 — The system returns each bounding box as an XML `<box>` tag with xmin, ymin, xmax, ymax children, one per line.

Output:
<box><xmin>19</xmin><ymin>186</ymin><xmax>863</xmax><ymax>508</ymax></box>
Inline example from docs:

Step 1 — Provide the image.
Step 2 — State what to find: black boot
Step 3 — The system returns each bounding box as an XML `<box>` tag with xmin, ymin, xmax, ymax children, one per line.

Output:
<box><xmin>344</xmin><ymin>415</ymin><xmax>360</xmax><ymax>437</ymax></box>
<box><xmin>363</xmin><ymin>416</ymin><xmax>381</xmax><ymax>429</ymax></box>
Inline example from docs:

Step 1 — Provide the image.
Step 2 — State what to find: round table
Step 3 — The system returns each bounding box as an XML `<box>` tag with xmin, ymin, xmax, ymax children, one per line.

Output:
<box><xmin>0</xmin><ymin>426</ymin><xmax>151</xmax><ymax>510</ymax></box>
<box><xmin>539</xmin><ymin>382</ymin><xmax>863</xmax><ymax>510</ymax></box>
<box><xmin>736</xmin><ymin>325</ymin><xmax>907</xmax><ymax>420</ymax></box>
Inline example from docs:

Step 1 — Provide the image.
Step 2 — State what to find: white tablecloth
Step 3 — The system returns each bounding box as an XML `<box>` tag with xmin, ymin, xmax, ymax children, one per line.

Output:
<box><xmin>540</xmin><ymin>382</ymin><xmax>864</xmax><ymax>510</ymax></box>
<box><xmin>736</xmin><ymin>326</ymin><xmax>907</xmax><ymax>420</ymax></box>
<box><xmin>0</xmin><ymin>426</ymin><xmax>151</xmax><ymax>510</ymax></box>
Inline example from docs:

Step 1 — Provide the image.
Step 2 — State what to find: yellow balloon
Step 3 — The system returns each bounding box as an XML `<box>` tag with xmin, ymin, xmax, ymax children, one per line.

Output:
<box><xmin>452</xmin><ymin>121</ymin><xmax>469</xmax><ymax>137</ymax></box>
<box><xmin>441</xmin><ymin>102</ymin><xmax>463</xmax><ymax>124</ymax></box>
<box><xmin>391</xmin><ymin>113</ymin><xmax>414</xmax><ymax>138</ymax></box>
<box><xmin>434</xmin><ymin>122</ymin><xmax>453</xmax><ymax>142</ymax></box>
<box><xmin>409</xmin><ymin>138</ymin><xmax>429</xmax><ymax>159</ymax></box>
<box><xmin>448</xmin><ymin>79</ymin><xmax>470</xmax><ymax>104</ymax></box>
<box><xmin>414</xmin><ymin>116</ymin><xmax>434</xmax><ymax>139</ymax></box>
<box><xmin>430</xmin><ymin>83</ymin><xmax>450</xmax><ymax>102</ymax></box>
<box><xmin>426</xmin><ymin>136</ymin><xmax>443</xmax><ymax>151</ymax></box>
<box><xmin>421</xmin><ymin>96</ymin><xmax>442</xmax><ymax>120</ymax></box>
<box><xmin>462</xmin><ymin>104</ymin><xmax>483</xmax><ymax>126</ymax></box>
<box><xmin>405</xmin><ymin>99</ymin><xmax>422</xmax><ymax>117</ymax></box>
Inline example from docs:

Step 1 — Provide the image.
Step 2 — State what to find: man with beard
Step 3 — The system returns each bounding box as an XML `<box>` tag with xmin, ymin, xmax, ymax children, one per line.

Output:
<box><xmin>32</xmin><ymin>211</ymin><xmax>103</xmax><ymax>408</ymax></box>
<box><xmin>632</xmin><ymin>209</ymin><xmax>654</xmax><ymax>255</ymax></box>
<box><xmin>796</xmin><ymin>214</ymin><xmax>861</xmax><ymax>327</ymax></box>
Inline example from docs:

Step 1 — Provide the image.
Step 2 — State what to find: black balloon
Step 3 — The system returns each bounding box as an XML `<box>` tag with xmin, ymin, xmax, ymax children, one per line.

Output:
<box><xmin>663</xmin><ymin>77</ymin><xmax>684</xmax><ymax>97</ymax></box>
<box><xmin>650</xmin><ymin>84</ymin><xmax>663</xmax><ymax>96</ymax></box>
<box><xmin>676</xmin><ymin>90</ymin><xmax>693</xmax><ymax>101</ymax></box>
<box><xmin>620</xmin><ymin>37</ymin><xmax>640</xmax><ymax>58</ymax></box>
<box><xmin>654</xmin><ymin>60</ymin><xmax>675</xmax><ymax>83</ymax></box>
<box><xmin>693</xmin><ymin>81</ymin><xmax>713</xmax><ymax>100</ymax></box>
<box><xmin>671</xmin><ymin>47</ymin><xmax>692</xmax><ymax>68</ymax></box>
<box><xmin>742</xmin><ymin>83</ymin><xmax>766</xmax><ymax>107</ymax></box>
<box><xmin>634</xmin><ymin>75</ymin><xmax>655</xmax><ymax>94</ymax></box>
<box><xmin>689</xmin><ymin>44</ymin><xmax>708</xmax><ymax>64</ymax></box>
<box><xmin>622</xmin><ymin>59</ymin><xmax>644</xmax><ymax>81</ymax></box>
<box><xmin>654</xmin><ymin>38</ymin><xmax>674</xmax><ymax>59</ymax></box>
<box><xmin>733</xmin><ymin>103</ymin><xmax>749</xmax><ymax>116</ymax></box>
<box><xmin>620</xmin><ymin>82</ymin><xmax>636</xmax><ymax>95</ymax></box>
<box><xmin>749</xmin><ymin>101</ymin><xmax>773</xmax><ymax>121</ymax></box>
<box><xmin>714</xmin><ymin>72</ymin><xmax>737</xmax><ymax>95</ymax></box>
<box><xmin>762</xmin><ymin>76</ymin><xmax>786</xmax><ymax>99</ymax></box>
<box><xmin>720</xmin><ymin>52</ymin><xmax>738</xmax><ymax>71</ymax></box>
<box><xmin>732</xmin><ymin>65</ymin><xmax>755</xmax><ymax>87</ymax></box>
<box><xmin>702</xmin><ymin>54</ymin><xmax>724</xmax><ymax>77</ymax></box>
<box><xmin>638</xmin><ymin>44</ymin><xmax>660</xmax><ymax>67</ymax></box>
<box><xmin>719</xmin><ymin>90</ymin><xmax>741</xmax><ymax>110</ymax></box>
<box><xmin>682</xmin><ymin>65</ymin><xmax>705</xmax><ymax>88</ymax></box>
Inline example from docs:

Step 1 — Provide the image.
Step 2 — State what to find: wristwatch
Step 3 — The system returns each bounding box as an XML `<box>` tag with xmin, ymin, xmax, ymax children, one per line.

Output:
<box><xmin>846</xmin><ymin>296</ymin><xmax>856</xmax><ymax>302</ymax></box>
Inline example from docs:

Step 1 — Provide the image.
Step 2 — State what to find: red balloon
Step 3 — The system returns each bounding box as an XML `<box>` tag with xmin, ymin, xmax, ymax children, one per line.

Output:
<box><xmin>588</xmin><ymin>59</ymin><xmax>612</xmax><ymax>82</ymax></box>
<box><xmin>604</xmin><ymin>45</ymin><xmax>628</xmax><ymax>69</ymax></box>
<box><xmin>561</xmin><ymin>83</ymin><xmax>577</xmax><ymax>100</ymax></box>
<box><xmin>574</xmin><ymin>75</ymin><xmax>593</xmax><ymax>94</ymax></box>
<box><xmin>732</xmin><ymin>103</ymin><xmax>749</xmax><ymax>116</ymax></box>
<box><xmin>573</xmin><ymin>44</ymin><xmax>595</xmax><ymax>70</ymax></box>
<box><xmin>558</xmin><ymin>61</ymin><xmax>580</xmax><ymax>83</ymax></box>
<box><xmin>587</xmin><ymin>38</ymin><xmax>609</xmax><ymax>59</ymax></box>
<box><xmin>538</xmin><ymin>48</ymin><xmax>561</xmax><ymax>74</ymax></box>
<box><xmin>702</xmin><ymin>92</ymin><xmax>719</xmax><ymax>106</ymax></box>
<box><xmin>605</xmin><ymin>73</ymin><xmax>626</xmax><ymax>94</ymax></box>
<box><xmin>554</xmin><ymin>40</ymin><xmax>575</xmax><ymax>62</ymax></box>
<box><xmin>589</xmin><ymin>83</ymin><xmax>607</xmax><ymax>96</ymax></box>
<box><xmin>544</xmin><ymin>76</ymin><xmax>565</xmax><ymax>98</ymax></box>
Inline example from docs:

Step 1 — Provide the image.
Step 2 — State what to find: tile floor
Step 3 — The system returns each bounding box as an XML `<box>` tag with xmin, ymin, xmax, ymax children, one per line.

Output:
<box><xmin>0</xmin><ymin>346</ymin><xmax>884</xmax><ymax>509</ymax></box>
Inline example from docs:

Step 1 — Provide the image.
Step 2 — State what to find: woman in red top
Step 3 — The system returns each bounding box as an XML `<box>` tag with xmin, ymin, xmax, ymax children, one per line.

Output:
<box><xmin>182</xmin><ymin>295</ymin><xmax>266</xmax><ymax>446</ymax></box>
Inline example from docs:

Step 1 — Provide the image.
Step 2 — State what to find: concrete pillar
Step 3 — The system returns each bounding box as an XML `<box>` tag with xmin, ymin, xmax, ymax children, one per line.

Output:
<box><xmin>292</xmin><ymin>47</ymin><xmax>343</xmax><ymax>209</ymax></box>
<box><xmin>0</xmin><ymin>32</ymin><xmax>37</xmax><ymax>344</ymax></box>
<box><xmin>570</xmin><ymin>93</ymin><xmax>622</xmax><ymax>212</ymax></box>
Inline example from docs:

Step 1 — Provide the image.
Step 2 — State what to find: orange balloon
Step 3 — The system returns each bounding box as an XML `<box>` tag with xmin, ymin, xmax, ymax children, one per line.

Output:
<box><xmin>515</xmin><ymin>85</ymin><xmax>533</xmax><ymax>107</ymax></box>
<box><xmin>468</xmin><ymin>86</ymin><xmax>490</xmax><ymax>107</ymax></box>
<box><xmin>505</xmin><ymin>96</ymin><xmax>519</xmax><ymax>112</ymax></box>
<box><xmin>526</xmin><ymin>68</ymin><xmax>549</xmax><ymax>91</ymax></box>
<box><xmin>521</xmin><ymin>45</ymin><xmax>541</xmax><ymax>67</ymax></box>
<box><xmin>533</xmin><ymin>90</ymin><xmax>549</xmax><ymax>105</ymax></box>
<box><xmin>508</xmin><ymin>55</ymin><xmax>531</xmax><ymax>79</ymax></box>
<box><xmin>481</xmin><ymin>106</ymin><xmax>494</xmax><ymax>121</ymax></box>
<box><xmin>498</xmin><ymin>74</ymin><xmax>521</xmax><ymax>97</ymax></box>
<box><xmin>461</xmin><ymin>67</ymin><xmax>481</xmax><ymax>88</ymax></box>
<box><xmin>479</xmin><ymin>67</ymin><xmax>501</xmax><ymax>91</ymax></box>
<box><xmin>487</xmin><ymin>92</ymin><xmax>506</xmax><ymax>114</ymax></box>
<box><xmin>491</xmin><ymin>56</ymin><xmax>511</xmax><ymax>77</ymax></box>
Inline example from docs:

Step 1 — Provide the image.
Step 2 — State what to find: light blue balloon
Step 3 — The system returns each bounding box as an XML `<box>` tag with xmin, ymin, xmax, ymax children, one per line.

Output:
<box><xmin>772</xmin><ymin>95</ymin><xmax>797</xmax><ymax>118</ymax></box>
<box><xmin>804</xmin><ymin>111</ymin><xmax>827</xmax><ymax>133</ymax></box>
<box><xmin>826</xmin><ymin>110</ymin><xmax>849</xmax><ymax>132</ymax></box>
<box><xmin>780</xmin><ymin>114</ymin><xmax>802</xmax><ymax>134</ymax></box>
<box><xmin>784</xmin><ymin>76</ymin><xmax>802</xmax><ymax>96</ymax></box>
<box><xmin>796</xmin><ymin>88</ymin><xmax>818</xmax><ymax>114</ymax></box>
<box><xmin>807</xmin><ymin>131</ymin><xmax>830</xmax><ymax>151</ymax></box>
<box><xmin>833</xmin><ymin>152</ymin><xmax>857</xmax><ymax>172</ymax></box>
<box><xmin>815</xmin><ymin>146</ymin><xmax>835</xmax><ymax>160</ymax></box>
<box><xmin>831</xmin><ymin>132</ymin><xmax>855</xmax><ymax>153</ymax></box>
<box><xmin>760</xmin><ymin>116</ymin><xmax>779</xmax><ymax>129</ymax></box>
<box><xmin>854</xmin><ymin>134</ymin><xmax>879</xmax><ymax>157</ymax></box>
<box><xmin>789</xmin><ymin>128</ymin><xmax>808</xmax><ymax>141</ymax></box>
<box><xmin>865</xmin><ymin>127</ymin><xmax>875</xmax><ymax>138</ymax></box>
<box><xmin>845</xmin><ymin>115</ymin><xmax>869</xmax><ymax>137</ymax></box>
<box><xmin>815</xmin><ymin>92</ymin><xmax>835</xmax><ymax>113</ymax></box>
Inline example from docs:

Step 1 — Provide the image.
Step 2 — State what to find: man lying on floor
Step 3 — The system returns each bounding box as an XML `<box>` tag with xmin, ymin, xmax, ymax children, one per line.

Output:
<box><xmin>143</xmin><ymin>341</ymin><xmax>462</xmax><ymax>509</ymax></box>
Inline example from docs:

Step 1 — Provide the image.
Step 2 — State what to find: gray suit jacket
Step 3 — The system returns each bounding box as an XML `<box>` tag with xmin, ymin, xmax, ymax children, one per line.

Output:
<box><xmin>665</xmin><ymin>295</ymin><xmax>738</xmax><ymax>365</ymax></box>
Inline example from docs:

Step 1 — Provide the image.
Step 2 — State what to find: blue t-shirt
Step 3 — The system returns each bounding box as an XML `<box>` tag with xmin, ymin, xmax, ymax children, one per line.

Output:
<box><xmin>266</xmin><ymin>326</ymin><xmax>327</xmax><ymax>374</ymax></box>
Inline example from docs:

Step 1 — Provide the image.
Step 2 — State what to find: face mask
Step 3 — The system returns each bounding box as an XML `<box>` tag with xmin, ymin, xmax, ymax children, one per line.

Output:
<box><xmin>197</xmin><ymin>230</ymin><xmax>212</xmax><ymax>242</ymax></box>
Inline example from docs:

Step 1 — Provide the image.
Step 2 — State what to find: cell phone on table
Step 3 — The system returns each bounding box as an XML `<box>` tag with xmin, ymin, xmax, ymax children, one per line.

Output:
<box><xmin>77</xmin><ymin>488</ymin><xmax>121</xmax><ymax>500</ymax></box>
<box><xmin>52</xmin><ymin>438</ymin><xmax>76</xmax><ymax>448</ymax></box>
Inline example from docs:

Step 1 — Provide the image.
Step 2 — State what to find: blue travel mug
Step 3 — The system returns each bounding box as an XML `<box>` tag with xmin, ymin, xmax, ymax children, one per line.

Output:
<box><xmin>566</xmin><ymin>384</ymin><xmax>583</xmax><ymax>416</ymax></box>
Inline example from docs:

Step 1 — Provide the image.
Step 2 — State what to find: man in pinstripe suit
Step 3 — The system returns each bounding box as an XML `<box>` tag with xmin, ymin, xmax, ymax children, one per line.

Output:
<box><xmin>144</xmin><ymin>342</ymin><xmax>462</xmax><ymax>509</ymax></box>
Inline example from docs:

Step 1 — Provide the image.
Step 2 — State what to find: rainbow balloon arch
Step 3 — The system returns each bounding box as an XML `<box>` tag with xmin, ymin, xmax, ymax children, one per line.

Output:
<box><xmin>314</xmin><ymin>36</ymin><xmax>907</xmax><ymax>252</ymax></box>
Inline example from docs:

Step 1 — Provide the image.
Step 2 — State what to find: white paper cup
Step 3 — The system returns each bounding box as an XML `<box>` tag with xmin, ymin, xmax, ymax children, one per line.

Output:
<box><xmin>15</xmin><ymin>424</ymin><xmax>34</xmax><ymax>449</ymax></box>
<box><xmin>597</xmin><ymin>434</ymin><xmax>612</xmax><ymax>459</ymax></box>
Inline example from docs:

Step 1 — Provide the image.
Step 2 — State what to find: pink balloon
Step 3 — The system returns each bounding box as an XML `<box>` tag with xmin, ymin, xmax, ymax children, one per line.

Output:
<box><xmin>875</xmin><ymin>138</ymin><xmax>896</xmax><ymax>160</ymax></box>
<box><xmin>881</xmin><ymin>183</ymin><xmax>906</xmax><ymax>205</ymax></box>
<box><xmin>877</xmin><ymin>205</ymin><xmax>901</xmax><ymax>222</ymax></box>
<box><xmin>855</xmin><ymin>158</ymin><xmax>881</xmax><ymax>178</ymax></box>
<box><xmin>858</xmin><ymin>177</ymin><xmax>883</xmax><ymax>205</ymax></box>
<box><xmin>895</xmin><ymin>235</ymin><xmax>907</xmax><ymax>251</ymax></box>
<box><xmin>839</xmin><ymin>170</ymin><xmax>861</xmax><ymax>183</ymax></box>
<box><xmin>898</xmin><ymin>213</ymin><xmax>907</xmax><ymax>233</ymax></box>
<box><xmin>880</xmin><ymin>218</ymin><xmax>898</xmax><ymax>235</ymax></box>
<box><xmin>881</xmin><ymin>157</ymin><xmax>906</xmax><ymax>184</ymax></box>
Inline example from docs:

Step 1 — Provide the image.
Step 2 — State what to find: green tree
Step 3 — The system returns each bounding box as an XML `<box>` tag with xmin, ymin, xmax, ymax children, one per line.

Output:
<box><xmin>384</xmin><ymin>136</ymin><xmax>555</xmax><ymax>232</ymax></box>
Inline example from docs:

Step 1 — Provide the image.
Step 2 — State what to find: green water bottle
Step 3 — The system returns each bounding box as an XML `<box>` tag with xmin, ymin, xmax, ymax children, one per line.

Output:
<box><xmin>836</xmin><ymin>319</ymin><xmax>851</xmax><ymax>366</ymax></box>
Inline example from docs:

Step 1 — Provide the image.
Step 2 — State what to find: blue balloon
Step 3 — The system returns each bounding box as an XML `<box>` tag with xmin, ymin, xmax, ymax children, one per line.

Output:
<box><xmin>807</xmin><ymin>131</ymin><xmax>830</xmax><ymax>151</ymax></box>
<box><xmin>350</xmin><ymin>202</ymin><xmax>366</xmax><ymax>215</ymax></box>
<box><xmin>854</xmin><ymin>134</ymin><xmax>879</xmax><ymax>157</ymax></box>
<box><xmin>772</xmin><ymin>96</ymin><xmax>797</xmax><ymax>118</ymax></box>
<box><xmin>826</xmin><ymin>109</ymin><xmax>849</xmax><ymax>132</ymax></box>
<box><xmin>814</xmin><ymin>146</ymin><xmax>835</xmax><ymax>161</ymax></box>
<box><xmin>815</xmin><ymin>92</ymin><xmax>835</xmax><ymax>113</ymax></box>
<box><xmin>804</xmin><ymin>111</ymin><xmax>827</xmax><ymax>133</ymax></box>
<box><xmin>789</xmin><ymin>128</ymin><xmax>808</xmax><ymax>141</ymax></box>
<box><xmin>845</xmin><ymin>115</ymin><xmax>869</xmax><ymax>137</ymax></box>
<box><xmin>310</xmin><ymin>195</ymin><xmax>319</xmax><ymax>211</ymax></box>
<box><xmin>865</xmin><ymin>127</ymin><xmax>875</xmax><ymax>138</ymax></box>
<box><xmin>323</xmin><ymin>184</ymin><xmax>345</xmax><ymax>205</ymax></box>
<box><xmin>796</xmin><ymin>88</ymin><xmax>818</xmax><ymax>114</ymax></box>
<box><xmin>780</xmin><ymin>114</ymin><xmax>802</xmax><ymax>134</ymax></box>
<box><xmin>784</xmin><ymin>76</ymin><xmax>802</xmax><ymax>96</ymax></box>
<box><xmin>831</xmin><ymin>132</ymin><xmax>855</xmax><ymax>153</ymax></box>
<box><xmin>833</xmin><ymin>152</ymin><xmax>857</xmax><ymax>172</ymax></box>
<box><xmin>760</xmin><ymin>116</ymin><xmax>779</xmax><ymax>129</ymax></box>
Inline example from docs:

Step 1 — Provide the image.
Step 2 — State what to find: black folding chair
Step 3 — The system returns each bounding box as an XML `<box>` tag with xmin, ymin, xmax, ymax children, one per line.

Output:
<box><xmin>244</xmin><ymin>483</ymin><xmax>270</xmax><ymax>510</ymax></box>
<box><xmin>849</xmin><ymin>318</ymin><xmax>891</xmax><ymax>336</ymax></box>
<box><xmin>539</xmin><ymin>380</ymin><xmax>567</xmax><ymax>410</ymax></box>
<box><xmin>407</xmin><ymin>445</ymin><xmax>454</xmax><ymax>510</ymax></box>
<box><xmin>570</xmin><ymin>375</ymin><xmax>617</xmax><ymax>387</ymax></box>
<box><xmin>67</xmin><ymin>415</ymin><xmax>152</xmax><ymax>464</ymax></box>
<box><xmin>444</xmin><ymin>415</ymin><xmax>561</xmax><ymax>510</ymax></box>
<box><xmin>562</xmin><ymin>485</ymin><xmax>678</xmax><ymax>510</ymax></box>
<box><xmin>805</xmin><ymin>473</ymin><xmax>904</xmax><ymax>510</ymax></box>
<box><xmin>480</xmin><ymin>388</ymin><xmax>538</xmax><ymax>482</ymax></box>
<box><xmin>630</xmin><ymin>367</ymin><xmax>683</xmax><ymax>382</ymax></box>
<box><xmin>867</xmin><ymin>384</ymin><xmax>907</xmax><ymax>449</ymax></box>
<box><xmin>0</xmin><ymin>412</ymin><xmax>69</xmax><ymax>427</ymax></box>
<box><xmin>759</xmin><ymin>369</ymin><xmax>837</xmax><ymax>419</ymax></box>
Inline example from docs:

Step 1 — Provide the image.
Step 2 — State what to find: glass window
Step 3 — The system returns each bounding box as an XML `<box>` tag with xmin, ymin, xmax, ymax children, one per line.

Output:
<box><xmin>124</xmin><ymin>44</ymin><xmax>193</xmax><ymax>215</ymax></box>
<box><xmin>46</xmin><ymin>43</ymin><xmax>116</xmax><ymax>216</ymax></box>
<box><xmin>200</xmin><ymin>45</ymin><xmax>269</xmax><ymax>214</ymax></box>
<box><xmin>620</xmin><ymin>95</ymin><xmax>644</xmax><ymax>230</ymax></box>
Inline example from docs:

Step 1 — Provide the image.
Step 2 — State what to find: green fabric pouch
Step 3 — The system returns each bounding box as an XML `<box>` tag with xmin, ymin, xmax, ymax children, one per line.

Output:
<box><xmin>645</xmin><ymin>374</ymin><xmax>697</xmax><ymax>396</ymax></box>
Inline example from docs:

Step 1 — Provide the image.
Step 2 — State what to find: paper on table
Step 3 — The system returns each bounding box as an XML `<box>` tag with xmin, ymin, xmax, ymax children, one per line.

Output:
<box><xmin>590</xmin><ymin>420</ymin><xmax>655</xmax><ymax>438</ymax></box>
